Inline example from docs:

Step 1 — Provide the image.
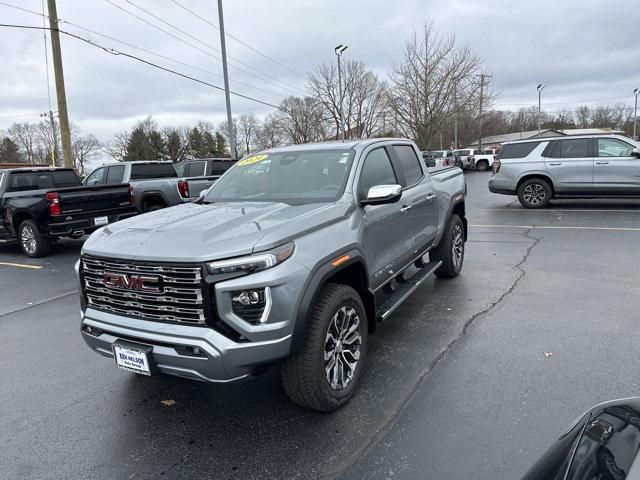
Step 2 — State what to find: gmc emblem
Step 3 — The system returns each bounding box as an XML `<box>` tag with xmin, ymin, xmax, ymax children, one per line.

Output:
<box><xmin>102</xmin><ymin>272</ymin><xmax>161</xmax><ymax>293</ymax></box>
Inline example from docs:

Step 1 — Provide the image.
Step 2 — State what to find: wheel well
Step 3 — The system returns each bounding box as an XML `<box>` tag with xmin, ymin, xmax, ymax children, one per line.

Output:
<box><xmin>452</xmin><ymin>201</ymin><xmax>467</xmax><ymax>240</ymax></box>
<box><xmin>12</xmin><ymin>212</ymin><xmax>33</xmax><ymax>234</ymax></box>
<box><xmin>517</xmin><ymin>174</ymin><xmax>554</xmax><ymax>193</ymax></box>
<box><xmin>142</xmin><ymin>194</ymin><xmax>167</xmax><ymax>211</ymax></box>
<box><xmin>324</xmin><ymin>262</ymin><xmax>376</xmax><ymax>334</ymax></box>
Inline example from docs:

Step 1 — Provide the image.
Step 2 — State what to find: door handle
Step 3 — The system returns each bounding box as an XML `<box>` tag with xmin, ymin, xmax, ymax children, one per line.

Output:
<box><xmin>426</xmin><ymin>194</ymin><xmax>436</xmax><ymax>201</ymax></box>
<box><xmin>549</xmin><ymin>162</ymin><xmax>562</xmax><ymax>166</ymax></box>
<box><xmin>400</xmin><ymin>205</ymin><xmax>412</xmax><ymax>213</ymax></box>
<box><xmin>595</xmin><ymin>161</ymin><xmax>609</xmax><ymax>165</ymax></box>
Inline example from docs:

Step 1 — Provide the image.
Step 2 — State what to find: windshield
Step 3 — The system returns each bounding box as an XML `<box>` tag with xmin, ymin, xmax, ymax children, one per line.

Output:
<box><xmin>203</xmin><ymin>149</ymin><xmax>354</xmax><ymax>204</ymax></box>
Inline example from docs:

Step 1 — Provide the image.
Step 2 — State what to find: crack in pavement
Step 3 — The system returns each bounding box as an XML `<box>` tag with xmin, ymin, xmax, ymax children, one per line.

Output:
<box><xmin>320</xmin><ymin>227</ymin><xmax>541</xmax><ymax>480</ymax></box>
<box><xmin>0</xmin><ymin>291</ymin><xmax>76</xmax><ymax>319</ymax></box>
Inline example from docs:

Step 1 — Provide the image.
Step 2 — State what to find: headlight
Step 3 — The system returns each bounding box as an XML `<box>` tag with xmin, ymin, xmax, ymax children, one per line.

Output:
<box><xmin>207</xmin><ymin>242</ymin><xmax>295</xmax><ymax>275</ymax></box>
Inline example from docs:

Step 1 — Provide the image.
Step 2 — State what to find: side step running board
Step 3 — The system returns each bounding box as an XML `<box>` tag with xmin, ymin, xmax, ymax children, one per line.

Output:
<box><xmin>375</xmin><ymin>260</ymin><xmax>442</xmax><ymax>322</ymax></box>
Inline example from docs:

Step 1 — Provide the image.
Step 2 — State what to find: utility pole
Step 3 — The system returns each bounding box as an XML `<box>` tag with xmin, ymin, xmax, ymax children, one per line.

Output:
<box><xmin>40</xmin><ymin>111</ymin><xmax>59</xmax><ymax>166</ymax></box>
<box><xmin>477</xmin><ymin>74</ymin><xmax>491</xmax><ymax>152</ymax></box>
<box><xmin>634</xmin><ymin>88</ymin><xmax>639</xmax><ymax>141</ymax></box>
<box><xmin>453</xmin><ymin>82</ymin><xmax>458</xmax><ymax>149</ymax></box>
<box><xmin>335</xmin><ymin>45</ymin><xmax>348</xmax><ymax>141</ymax></box>
<box><xmin>217</xmin><ymin>0</ymin><xmax>236</xmax><ymax>159</ymax></box>
<box><xmin>537</xmin><ymin>83</ymin><xmax>548</xmax><ymax>134</ymax></box>
<box><xmin>46</xmin><ymin>0</ymin><xmax>73</xmax><ymax>168</ymax></box>
<box><xmin>439</xmin><ymin>132</ymin><xmax>443</xmax><ymax>150</ymax></box>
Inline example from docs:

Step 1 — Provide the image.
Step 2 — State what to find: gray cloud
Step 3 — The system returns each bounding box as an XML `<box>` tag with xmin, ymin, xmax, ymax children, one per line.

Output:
<box><xmin>1</xmin><ymin>0</ymin><xmax>638</xmax><ymax>141</ymax></box>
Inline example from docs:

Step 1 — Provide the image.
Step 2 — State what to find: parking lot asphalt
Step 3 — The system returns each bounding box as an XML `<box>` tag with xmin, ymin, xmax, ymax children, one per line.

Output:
<box><xmin>2</xmin><ymin>171</ymin><xmax>639</xmax><ymax>480</ymax></box>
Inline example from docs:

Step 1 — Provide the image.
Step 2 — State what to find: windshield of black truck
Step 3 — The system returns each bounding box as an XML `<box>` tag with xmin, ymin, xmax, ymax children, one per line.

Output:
<box><xmin>130</xmin><ymin>163</ymin><xmax>178</xmax><ymax>180</ymax></box>
<box><xmin>203</xmin><ymin>149</ymin><xmax>354</xmax><ymax>204</ymax></box>
<box><xmin>7</xmin><ymin>170</ymin><xmax>81</xmax><ymax>191</ymax></box>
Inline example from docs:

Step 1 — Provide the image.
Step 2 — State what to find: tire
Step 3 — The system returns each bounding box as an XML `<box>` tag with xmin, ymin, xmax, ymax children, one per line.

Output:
<box><xmin>476</xmin><ymin>160</ymin><xmax>489</xmax><ymax>171</ymax></box>
<box><xmin>281</xmin><ymin>283</ymin><xmax>368</xmax><ymax>412</ymax></box>
<box><xmin>517</xmin><ymin>178</ymin><xmax>552</xmax><ymax>209</ymax></box>
<box><xmin>430</xmin><ymin>214</ymin><xmax>464</xmax><ymax>278</ymax></box>
<box><xmin>18</xmin><ymin>219</ymin><xmax>52</xmax><ymax>258</ymax></box>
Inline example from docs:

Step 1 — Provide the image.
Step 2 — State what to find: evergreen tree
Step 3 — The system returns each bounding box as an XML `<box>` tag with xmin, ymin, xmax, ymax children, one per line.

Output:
<box><xmin>189</xmin><ymin>127</ymin><xmax>206</xmax><ymax>157</ymax></box>
<box><xmin>215</xmin><ymin>132</ymin><xmax>228</xmax><ymax>157</ymax></box>
<box><xmin>0</xmin><ymin>137</ymin><xmax>22</xmax><ymax>163</ymax></box>
<box><xmin>148</xmin><ymin>130</ymin><xmax>165</xmax><ymax>159</ymax></box>
<box><xmin>166</xmin><ymin>130</ymin><xmax>182</xmax><ymax>161</ymax></box>
<box><xmin>124</xmin><ymin>126</ymin><xmax>146</xmax><ymax>160</ymax></box>
<box><xmin>202</xmin><ymin>131</ymin><xmax>217</xmax><ymax>157</ymax></box>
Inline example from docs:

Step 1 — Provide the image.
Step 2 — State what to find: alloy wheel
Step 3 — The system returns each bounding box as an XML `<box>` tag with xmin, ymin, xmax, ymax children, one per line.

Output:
<box><xmin>452</xmin><ymin>224</ymin><xmax>464</xmax><ymax>268</ymax></box>
<box><xmin>21</xmin><ymin>225</ymin><xmax>37</xmax><ymax>255</ymax></box>
<box><xmin>522</xmin><ymin>183</ymin><xmax>546</xmax><ymax>205</ymax></box>
<box><xmin>324</xmin><ymin>306</ymin><xmax>362</xmax><ymax>390</ymax></box>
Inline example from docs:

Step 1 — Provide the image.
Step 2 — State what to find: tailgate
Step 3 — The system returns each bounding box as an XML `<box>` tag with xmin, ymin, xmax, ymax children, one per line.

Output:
<box><xmin>55</xmin><ymin>184</ymin><xmax>132</xmax><ymax>214</ymax></box>
<box><xmin>185</xmin><ymin>175</ymin><xmax>220</xmax><ymax>198</ymax></box>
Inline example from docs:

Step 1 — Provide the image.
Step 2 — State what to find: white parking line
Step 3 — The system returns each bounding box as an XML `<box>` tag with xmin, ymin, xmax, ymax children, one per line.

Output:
<box><xmin>0</xmin><ymin>261</ymin><xmax>43</xmax><ymax>270</ymax></box>
<box><xmin>470</xmin><ymin>224</ymin><xmax>640</xmax><ymax>232</ymax></box>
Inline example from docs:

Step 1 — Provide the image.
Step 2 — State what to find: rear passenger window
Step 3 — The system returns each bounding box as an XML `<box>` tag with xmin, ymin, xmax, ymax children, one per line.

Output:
<box><xmin>555</xmin><ymin>139</ymin><xmax>589</xmax><ymax>158</ymax></box>
<box><xmin>499</xmin><ymin>142</ymin><xmax>540</xmax><ymax>159</ymax></box>
<box><xmin>597</xmin><ymin>138</ymin><xmax>634</xmax><ymax>157</ymax></box>
<box><xmin>359</xmin><ymin>148</ymin><xmax>397</xmax><ymax>198</ymax></box>
<box><xmin>106</xmin><ymin>165</ymin><xmax>125</xmax><ymax>184</ymax></box>
<box><xmin>394</xmin><ymin>145</ymin><xmax>423</xmax><ymax>186</ymax></box>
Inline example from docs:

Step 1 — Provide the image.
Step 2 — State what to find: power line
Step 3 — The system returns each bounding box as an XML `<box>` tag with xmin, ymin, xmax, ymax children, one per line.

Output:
<box><xmin>0</xmin><ymin>23</ymin><xmax>281</xmax><ymax>109</ymax></box>
<box><xmin>168</xmin><ymin>0</ymin><xmax>307</xmax><ymax>80</ymax></box>
<box><xmin>0</xmin><ymin>0</ymin><xmax>288</xmax><ymax>100</ymax></box>
<box><xmin>105</xmin><ymin>0</ymin><xmax>308</xmax><ymax>96</ymax></box>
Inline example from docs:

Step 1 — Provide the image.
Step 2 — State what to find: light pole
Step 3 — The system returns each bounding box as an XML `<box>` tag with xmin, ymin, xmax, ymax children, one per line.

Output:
<box><xmin>537</xmin><ymin>83</ymin><xmax>547</xmax><ymax>134</ymax></box>
<box><xmin>634</xmin><ymin>88</ymin><xmax>639</xmax><ymax>141</ymax></box>
<box><xmin>335</xmin><ymin>44</ymin><xmax>348</xmax><ymax>140</ymax></box>
<box><xmin>217</xmin><ymin>0</ymin><xmax>236</xmax><ymax>159</ymax></box>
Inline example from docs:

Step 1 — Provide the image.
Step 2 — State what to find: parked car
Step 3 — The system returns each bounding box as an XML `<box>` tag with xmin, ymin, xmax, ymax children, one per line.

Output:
<box><xmin>489</xmin><ymin>135</ymin><xmax>640</xmax><ymax>208</ymax></box>
<box><xmin>451</xmin><ymin>148</ymin><xmax>477</xmax><ymax>169</ymax></box>
<box><xmin>85</xmin><ymin>161</ymin><xmax>184</xmax><ymax>212</ymax></box>
<box><xmin>174</xmin><ymin>158</ymin><xmax>236</xmax><ymax>200</ymax></box>
<box><xmin>77</xmin><ymin>138</ymin><xmax>467</xmax><ymax>411</ymax></box>
<box><xmin>0</xmin><ymin>167</ymin><xmax>136</xmax><ymax>257</ymax></box>
<box><xmin>469</xmin><ymin>149</ymin><xmax>497</xmax><ymax>171</ymax></box>
<box><xmin>523</xmin><ymin>397</ymin><xmax>640</xmax><ymax>480</ymax></box>
<box><xmin>423</xmin><ymin>150</ymin><xmax>454</xmax><ymax>168</ymax></box>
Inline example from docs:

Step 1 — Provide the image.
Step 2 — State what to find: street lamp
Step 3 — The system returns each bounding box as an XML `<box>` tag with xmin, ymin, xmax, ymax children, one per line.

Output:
<box><xmin>335</xmin><ymin>44</ymin><xmax>348</xmax><ymax>141</ymax></box>
<box><xmin>537</xmin><ymin>83</ymin><xmax>548</xmax><ymax>134</ymax></box>
<box><xmin>634</xmin><ymin>88</ymin><xmax>639</xmax><ymax>141</ymax></box>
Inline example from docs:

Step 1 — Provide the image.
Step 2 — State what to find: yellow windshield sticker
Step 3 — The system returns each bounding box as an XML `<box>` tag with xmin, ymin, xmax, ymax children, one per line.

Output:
<box><xmin>238</xmin><ymin>154</ymin><xmax>268</xmax><ymax>166</ymax></box>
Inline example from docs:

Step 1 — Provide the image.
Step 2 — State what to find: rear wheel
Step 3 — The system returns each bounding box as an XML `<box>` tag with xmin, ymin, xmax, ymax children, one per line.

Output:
<box><xmin>18</xmin><ymin>220</ymin><xmax>51</xmax><ymax>258</ymax></box>
<box><xmin>430</xmin><ymin>214</ymin><xmax>464</xmax><ymax>278</ymax></box>
<box><xmin>476</xmin><ymin>160</ymin><xmax>489</xmax><ymax>171</ymax></box>
<box><xmin>517</xmin><ymin>178</ymin><xmax>551</xmax><ymax>208</ymax></box>
<box><xmin>281</xmin><ymin>284</ymin><xmax>367</xmax><ymax>412</ymax></box>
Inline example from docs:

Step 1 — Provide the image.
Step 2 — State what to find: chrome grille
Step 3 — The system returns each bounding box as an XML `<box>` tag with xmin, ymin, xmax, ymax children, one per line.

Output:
<box><xmin>82</xmin><ymin>256</ymin><xmax>206</xmax><ymax>325</ymax></box>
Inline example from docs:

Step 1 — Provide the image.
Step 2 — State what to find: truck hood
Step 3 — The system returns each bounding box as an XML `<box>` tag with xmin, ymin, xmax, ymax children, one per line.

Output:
<box><xmin>82</xmin><ymin>200</ymin><xmax>350</xmax><ymax>262</ymax></box>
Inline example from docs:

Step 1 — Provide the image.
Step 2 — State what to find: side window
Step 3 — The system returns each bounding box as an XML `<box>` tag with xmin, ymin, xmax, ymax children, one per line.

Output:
<box><xmin>85</xmin><ymin>168</ymin><xmax>106</xmax><ymax>185</ymax></box>
<box><xmin>174</xmin><ymin>162</ymin><xmax>187</xmax><ymax>177</ymax></box>
<box><xmin>106</xmin><ymin>165</ymin><xmax>125</xmax><ymax>184</ymax></box>
<box><xmin>557</xmin><ymin>139</ymin><xmax>589</xmax><ymax>158</ymax></box>
<box><xmin>187</xmin><ymin>161</ymin><xmax>206</xmax><ymax>177</ymax></box>
<box><xmin>393</xmin><ymin>145</ymin><xmax>423</xmax><ymax>186</ymax></box>
<box><xmin>358</xmin><ymin>148</ymin><xmax>397</xmax><ymax>198</ymax></box>
<box><xmin>597</xmin><ymin>138</ymin><xmax>634</xmax><ymax>157</ymax></box>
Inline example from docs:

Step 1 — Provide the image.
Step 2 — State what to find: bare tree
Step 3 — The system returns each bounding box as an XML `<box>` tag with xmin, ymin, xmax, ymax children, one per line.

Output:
<box><xmin>218</xmin><ymin>117</ymin><xmax>241</xmax><ymax>157</ymax></box>
<box><xmin>72</xmin><ymin>133</ymin><xmax>101</xmax><ymax>175</ymax></box>
<box><xmin>256</xmin><ymin>113</ymin><xmax>284</xmax><ymax>149</ymax></box>
<box><xmin>275</xmin><ymin>96</ymin><xmax>327</xmax><ymax>144</ymax></box>
<box><xmin>309</xmin><ymin>60</ymin><xmax>388</xmax><ymax>139</ymax></box>
<box><xmin>106</xmin><ymin>131</ymin><xmax>129</xmax><ymax>161</ymax></box>
<box><xmin>238</xmin><ymin>113</ymin><xmax>259</xmax><ymax>154</ymax></box>
<box><xmin>388</xmin><ymin>21</ymin><xmax>486</xmax><ymax>149</ymax></box>
<box><xmin>8</xmin><ymin>122</ymin><xmax>39</xmax><ymax>163</ymax></box>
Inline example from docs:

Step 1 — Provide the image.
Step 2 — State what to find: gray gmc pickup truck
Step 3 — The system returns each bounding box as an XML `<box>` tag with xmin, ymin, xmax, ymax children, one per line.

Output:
<box><xmin>77</xmin><ymin>138</ymin><xmax>467</xmax><ymax>411</ymax></box>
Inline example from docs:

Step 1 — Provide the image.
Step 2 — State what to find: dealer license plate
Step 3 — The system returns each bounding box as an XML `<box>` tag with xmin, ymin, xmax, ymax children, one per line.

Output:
<box><xmin>94</xmin><ymin>216</ymin><xmax>109</xmax><ymax>226</ymax></box>
<box><xmin>113</xmin><ymin>344</ymin><xmax>151</xmax><ymax>375</ymax></box>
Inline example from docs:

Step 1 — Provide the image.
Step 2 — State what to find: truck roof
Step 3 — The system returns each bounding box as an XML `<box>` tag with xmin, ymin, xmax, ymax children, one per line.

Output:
<box><xmin>504</xmin><ymin>134</ymin><xmax>636</xmax><ymax>145</ymax></box>
<box><xmin>0</xmin><ymin>167</ymin><xmax>75</xmax><ymax>173</ymax></box>
<box><xmin>265</xmin><ymin>138</ymin><xmax>414</xmax><ymax>154</ymax></box>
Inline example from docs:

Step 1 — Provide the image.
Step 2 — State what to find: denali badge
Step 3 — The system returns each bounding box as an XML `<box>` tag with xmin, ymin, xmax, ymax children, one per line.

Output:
<box><xmin>102</xmin><ymin>272</ymin><xmax>161</xmax><ymax>293</ymax></box>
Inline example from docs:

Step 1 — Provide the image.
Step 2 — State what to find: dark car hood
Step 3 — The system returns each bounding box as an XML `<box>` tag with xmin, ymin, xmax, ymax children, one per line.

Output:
<box><xmin>82</xmin><ymin>200</ymin><xmax>349</xmax><ymax>262</ymax></box>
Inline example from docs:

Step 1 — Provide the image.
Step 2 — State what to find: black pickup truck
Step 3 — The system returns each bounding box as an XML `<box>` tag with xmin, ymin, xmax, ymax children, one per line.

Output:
<box><xmin>0</xmin><ymin>167</ymin><xmax>137</xmax><ymax>257</ymax></box>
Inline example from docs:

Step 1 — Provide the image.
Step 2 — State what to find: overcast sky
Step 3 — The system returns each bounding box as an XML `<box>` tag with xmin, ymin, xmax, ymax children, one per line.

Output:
<box><xmin>1</xmin><ymin>0</ymin><xmax>639</xmax><ymax>142</ymax></box>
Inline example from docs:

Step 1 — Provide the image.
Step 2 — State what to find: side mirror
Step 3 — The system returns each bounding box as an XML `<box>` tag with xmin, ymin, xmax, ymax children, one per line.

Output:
<box><xmin>632</xmin><ymin>147</ymin><xmax>640</xmax><ymax>158</ymax></box>
<box><xmin>361</xmin><ymin>184</ymin><xmax>402</xmax><ymax>206</ymax></box>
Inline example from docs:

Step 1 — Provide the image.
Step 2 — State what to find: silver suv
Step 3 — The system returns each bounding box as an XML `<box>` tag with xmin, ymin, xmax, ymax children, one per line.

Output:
<box><xmin>489</xmin><ymin>135</ymin><xmax>640</xmax><ymax>208</ymax></box>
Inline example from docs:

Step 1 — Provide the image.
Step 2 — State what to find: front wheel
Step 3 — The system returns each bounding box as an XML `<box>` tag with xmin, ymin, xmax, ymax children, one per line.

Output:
<box><xmin>476</xmin><ymin>160</ymin><xmax>489</xmax><ymax>171</ymax></box>
<box><xmin>281</xmin><ymin>284</ymin><xmax>367</xmax><ymax>412</ymax></box>
<box><xmin>517</xmin><ymin>178</ymin><xmax>552</xmax><ymax>208</ymax></box>
<box><xmin>18</xmin><ymin>219</ymin><xmax>52</xmax><ymax>258</ymax></box>
<box><xmin>431</xmin><ymin>214</ymin><xmax>465</xmax><ymax>278</ymax></box>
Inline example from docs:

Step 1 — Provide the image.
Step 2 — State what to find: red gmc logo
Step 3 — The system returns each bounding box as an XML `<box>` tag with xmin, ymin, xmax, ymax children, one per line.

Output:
<box><xmin>102</xmin><ymin>272</ymin><xmax>161</xmax><ymax>293</ymax></box>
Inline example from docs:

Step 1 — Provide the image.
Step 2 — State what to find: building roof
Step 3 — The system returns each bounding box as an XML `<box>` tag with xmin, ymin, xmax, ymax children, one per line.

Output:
<box><xmin>467</xmin><ymin>127</ymin><xmax>628</xmax><ymax>147</ymax></box>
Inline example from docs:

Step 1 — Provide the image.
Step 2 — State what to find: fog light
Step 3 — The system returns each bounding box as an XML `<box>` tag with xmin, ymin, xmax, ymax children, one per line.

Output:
<box><xmin>233</xmin><ymin>290</ymin><xmax>261</xmax><ymax>306</ymax></box>
<box><xmin>86</xmin><ymin>325</ymin><xmax>92</xmax><ymax>333</ymax></box>
<box><xmin>192</xmin><ymin>346</ymin><xmax>201</xmax><ymax>355</ymax></box>
<box><xmin>231</xmin><ymin>288</ymin><xmax>271</xmax><ymax>324</ymax></box>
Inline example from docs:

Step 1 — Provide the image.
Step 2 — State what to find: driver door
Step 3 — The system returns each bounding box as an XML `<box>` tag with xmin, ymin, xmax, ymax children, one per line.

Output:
<box><xmin>358</xmin><ymin>146</ymin><xmax>412</xmax><ymax>291</ymax></box>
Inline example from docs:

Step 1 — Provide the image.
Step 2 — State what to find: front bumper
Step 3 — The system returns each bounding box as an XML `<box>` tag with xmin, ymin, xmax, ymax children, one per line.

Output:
<box><xmin>81</xmin><ymin>309</ymin><xmax>292</xmax><ymax>382</ymax></box>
